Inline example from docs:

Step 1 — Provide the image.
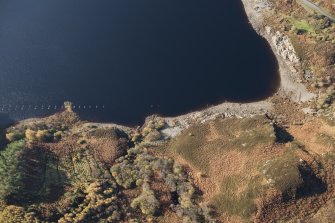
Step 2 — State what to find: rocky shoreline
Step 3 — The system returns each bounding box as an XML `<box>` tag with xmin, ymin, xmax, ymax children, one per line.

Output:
<box><xmin>9</xmin><ymin>0</ymin><xmax>317</xmax><ymax>137</ymax></box>
<box><xmin>49</xmin><ymin>0</ymin><xmax>317</xmax><ymax>138</ymax></box>
<box><xmin>2</xmin><ymin>2</ymin><xmax>335</xmax><ymax>222</ymax></box>
<box><xmin>241</xmin><ymin>0</ymin><xmax>315</xmax><ymax>102</ymax></box>
<box><xmin>140</xmin><ymin>0</ymin><xmax>317</xmax><ymax>137</ymax></box>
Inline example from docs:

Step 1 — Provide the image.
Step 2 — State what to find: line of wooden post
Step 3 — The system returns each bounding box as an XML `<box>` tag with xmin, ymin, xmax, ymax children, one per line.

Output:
<box><xmin>0</xmin><ymin>104</ymin><xmax>105</xmax><ymax>112</ymax></box>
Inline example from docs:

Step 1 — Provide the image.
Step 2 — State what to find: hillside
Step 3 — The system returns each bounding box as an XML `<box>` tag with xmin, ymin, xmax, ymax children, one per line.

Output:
<box><xmin>1</xmin><ymin>0</ymin><xmax>335</xmax><ymax>222</ymax></box>
<box><xmin>2</xmin><ymin>110</ymin><xmax>335</xmax><ymax>222</ymax></box>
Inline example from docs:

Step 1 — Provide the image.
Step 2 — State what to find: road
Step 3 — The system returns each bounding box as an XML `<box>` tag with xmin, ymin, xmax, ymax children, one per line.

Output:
<box><xmin>297</xmin><ymin>0</ymin><xmax>335</xmax><ymax>22</ymax></box>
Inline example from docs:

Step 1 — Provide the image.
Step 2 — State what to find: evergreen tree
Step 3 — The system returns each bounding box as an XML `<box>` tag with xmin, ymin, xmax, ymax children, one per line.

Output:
<box><xmin>0</xmin><ymin>140</ymin><xmax>26</xmax><ymax>202</ymax></box>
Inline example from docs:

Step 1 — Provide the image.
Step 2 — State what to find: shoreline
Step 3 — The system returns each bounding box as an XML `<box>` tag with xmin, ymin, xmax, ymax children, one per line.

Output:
<box><xmin>240</xmin><ymin>0</ymin><xmax>315</xmax><ymax>103</ymax></box>
<box><xmin>8</xmin><ymin>0</ymin><xmax>316</xmax><ymax>136</ymax></box>
<box><xmin>158</xmin><ymin>0</ymin><xmax>316</xmax><ymax>134</ymax></box>
<box><xmin>145</xmin><ymin>0</ymin><xmax>316</xmax><ymax>137</ymax></box>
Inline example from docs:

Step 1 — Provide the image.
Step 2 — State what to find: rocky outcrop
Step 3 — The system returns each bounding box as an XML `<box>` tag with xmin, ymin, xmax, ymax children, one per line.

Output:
<box><xmin>266</xmin><ymin>26</ymin><xmax>301</xmax><ymax>73</ymax></box>
<box><xmin>241</xmin><ymin>0</ymin><xmax>315</xmax><ymax>102</ymax></box>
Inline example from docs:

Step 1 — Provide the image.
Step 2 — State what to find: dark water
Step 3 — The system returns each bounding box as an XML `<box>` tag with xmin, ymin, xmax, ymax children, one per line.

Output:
<box><xmin>0</xmin><ymin>0</ymin><xmax>279</xmax><ymax>125</ymax></box>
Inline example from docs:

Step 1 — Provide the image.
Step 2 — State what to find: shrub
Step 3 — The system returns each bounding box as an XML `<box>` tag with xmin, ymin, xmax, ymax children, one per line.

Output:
<box><xmin>111</xmin><ymin>146</ymin><xmax>214</xmax><ymax>222</ymax></box>
<box><xmin>25</xmin><ymin>129</ymin><xmax>37</xmax><ymax>142</ymax></box>
<box><xmin>5</xmin><ymin>131</ymin><xmax>24</xmax><ymax>143</ymax></box>
<box><xmin>58</xmin><ymin>180</ymin><xmax>121</xmax><ymax>223</ymax></box>
<box><xmin>76</xmin><ymin>139</ymin><xmax>87</xmax><ymax>145</ymax></box>
<box><xmin>53</xmin><ymin>131</ymin><xmax>63</xmax><ymax>141</ymax></box>
<box><xmin>144</xmin><ymin>130</ymin><xmax>162</xmax><ymax>142</ymax></box>
<box><xmin>64</xmin><ymin>101</ymin><xmax>73</xmax><ymax>112</ymax></box>
<box><xmin>131</xmin><ymin>182</ymin><xmax>160</xmax><ymax>216</ymax></box>
<box><xmin>35</xmin><ymin>130</ymin><xmax>52</xmax><ymax>142</ymax></box>
<box><xmin>111</xmin><ymin>162</ymin><xmax>138</xmax><ymax>189</ymax></box>
<box><xmin>131</xmin><ymin>132</ymin><xmax>142</xmax><ymax>143</ymax></box>
<box><xmin>0</xmin><ymin>205</ymin><xmax>39</xmax><ymax>223</ymax></box>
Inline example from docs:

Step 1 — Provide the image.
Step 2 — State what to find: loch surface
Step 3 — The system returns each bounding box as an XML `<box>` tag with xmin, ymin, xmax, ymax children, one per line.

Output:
<box><xmin>0</xmin><ymin>0</ymin><xmax>279</xmax><ymax>125</ymax></box>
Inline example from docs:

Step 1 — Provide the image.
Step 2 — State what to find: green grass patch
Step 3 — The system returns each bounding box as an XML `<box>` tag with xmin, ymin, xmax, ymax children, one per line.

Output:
<box><xmin>321</xmin><ymin>116</ymin><xmax>335</xmax><ymax>126</ymax></box>
<box><xmin>213</xmin><ymin>145</ymin><xmax>310</xmax><ymax>220</ymax></box>
<box><xmin>170</xmin><ymin>117</ymin><xmax>276</xmax><ymax>173</ymax></box>
<box><xmin>211</xmin><ymin>175</ymin><xmax>265</xmax><ymax>219</ymax></box>
<box><xmin>286</xmin><ymin>16</ymin><xmax>315</xmax><ymax>33</ymax></box>
<box><xmin>224</xmin><ymin>127</ymin><xmax>275</xmax><ymax>151</ymax></box>
<box><xmin>213</xmin><ymin>117</ymin><xmax>275</xmax><ymax>151</ymax></box>
<box><xmin>316</xmin><ymin>133</ymin><xmax>335</xmax><ymax>151</ymax></box>
<box><xmin>323</xmin><ymin>152</ymin><xmax>335</xmax><ymax>164</ymax></box>
<box><xmin>261</xmin><ymin>149</ymin><xmax>303</xmax><ymax>197</ymax></box>
<box><xmin>170</xmin><ymin>122</ymin><xmax>210</xmax><ymax>172</ymax></box>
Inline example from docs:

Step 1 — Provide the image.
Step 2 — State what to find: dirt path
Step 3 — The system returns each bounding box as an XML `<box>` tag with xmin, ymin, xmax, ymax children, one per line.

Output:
<box><xmin>297</xmin><ymin>0</ymin><xmax>335</xmax><ymax>21</ymax></box>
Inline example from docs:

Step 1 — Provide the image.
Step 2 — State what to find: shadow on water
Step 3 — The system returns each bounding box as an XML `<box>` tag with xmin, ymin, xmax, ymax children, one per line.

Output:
<box><xmin>0</xmin><ymin>113</ymin><xmax>15</xmax><ymax>129</ymax></box>
<box><xmin>0</xmin><ymin>113</ymin><xmax>15</xmax><ymax>148</ymax></box>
